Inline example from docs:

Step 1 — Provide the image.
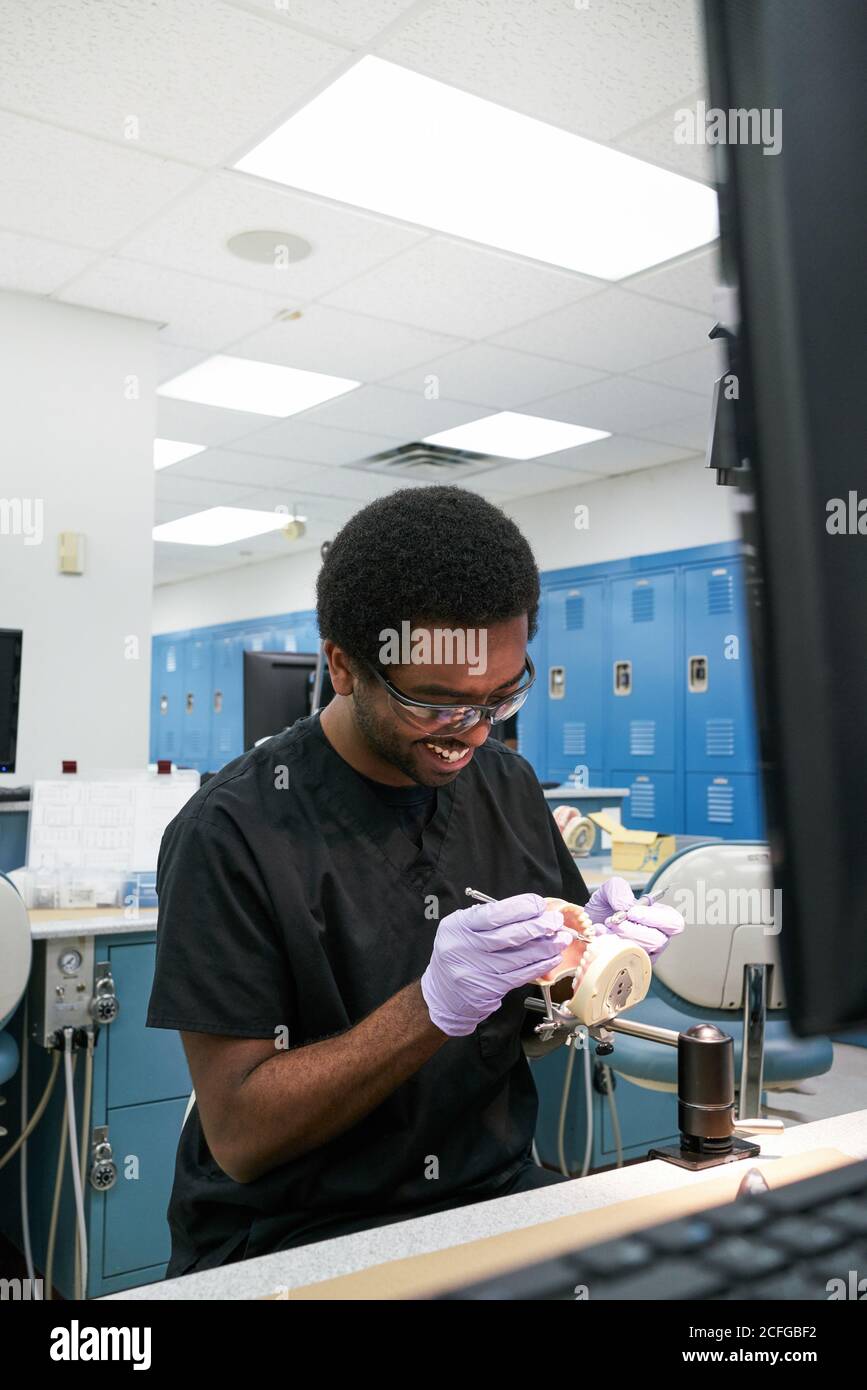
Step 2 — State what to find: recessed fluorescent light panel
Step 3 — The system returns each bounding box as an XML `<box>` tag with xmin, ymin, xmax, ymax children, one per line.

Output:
<box><xmin>158</xmin><ymin>355</ymin><xmax>359</xmax><ymax>418</ymax></box>
<box><xmin>425</xmin><ymin>412</ymin><xmax>610</xmax><ymax>460</ymax></box>
<box><xmin>153</xmin><ymin>438</ymin><xmax>206</xmax><ymax>471</ymax></box>
<box><xmin>235</xmin><ymin>56</ymin><xmax>718</xmax><ymax>279</ymax></box>
<box><xmin>153</xmin><ymin>507</ymin><xmax>292</xmax><ymax>546</ymax></box>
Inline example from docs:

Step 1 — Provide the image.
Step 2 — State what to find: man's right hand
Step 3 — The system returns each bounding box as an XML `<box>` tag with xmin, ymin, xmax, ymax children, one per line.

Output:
<box><xmin>420</xmin><ymin>894</ymin><xmax>573</xmax><ymax>1037</ymax></box>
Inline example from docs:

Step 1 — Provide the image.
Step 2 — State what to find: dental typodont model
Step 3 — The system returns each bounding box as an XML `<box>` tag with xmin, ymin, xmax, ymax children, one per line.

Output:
<box><xmin>465</xmin><ymin>887</ymin><xmax>653</xmax><ymax>1035</ymax></box>
<box><xmin>537</xmin><ymin>896</ymin><xmax>653</xmax><ymax>1028</ymax></box>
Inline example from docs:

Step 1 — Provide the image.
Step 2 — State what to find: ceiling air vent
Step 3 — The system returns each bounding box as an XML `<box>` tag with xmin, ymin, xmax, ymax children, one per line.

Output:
<box><xmin>350</xmin><ymin>442</ymin><xmax>508</xmax><ymax>483</ymax></box>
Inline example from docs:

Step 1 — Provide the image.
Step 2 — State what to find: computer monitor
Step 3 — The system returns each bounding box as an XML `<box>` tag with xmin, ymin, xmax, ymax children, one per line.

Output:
<box><xmin>242</xmin><ymin>650</ymin><xmax>333</xmax><ymax>750</ymax></box>
<box><xmin>0</xmin><ymin>629</ymin><xmax>23</xmax><ymax>774</ymax></box>
<box><xmin>703</xmin><ymin>0</ymin><xmax>867</xmax><ymax>1034</ymax></box>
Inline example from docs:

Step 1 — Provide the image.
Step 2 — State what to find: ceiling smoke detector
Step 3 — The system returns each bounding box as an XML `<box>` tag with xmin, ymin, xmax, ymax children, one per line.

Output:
<box><xmin>352</xmin><ymin>442</ymin><xmax>507</xmax><ymax>483</ymax></box>
<box><xmin>227</xmin><ymin>230</ymin><xmax>312</xmax><ymax>265</ymax></box>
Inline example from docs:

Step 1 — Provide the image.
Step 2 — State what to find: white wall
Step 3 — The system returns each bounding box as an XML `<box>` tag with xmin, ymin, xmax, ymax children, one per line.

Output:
<box><xmin>152</xmin><ymin>454</ymin><xmax>739</xmax><ymax>635</ymax></box>
<box><xmin>505</xmin><ymin>455</ymin><xmax>739</xmax><ymax>568</ymax></box>
<box><xmin>0</xmin><ymin>291</ymin><xmax>156</xmax><ymax>785</ymax></box>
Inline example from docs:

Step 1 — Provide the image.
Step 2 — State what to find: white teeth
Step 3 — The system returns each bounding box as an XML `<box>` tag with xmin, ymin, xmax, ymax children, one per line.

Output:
<box><xmin>424</xmin><ymin>742</ymin><xmax>466</xmax><ymax>762</ymax></box>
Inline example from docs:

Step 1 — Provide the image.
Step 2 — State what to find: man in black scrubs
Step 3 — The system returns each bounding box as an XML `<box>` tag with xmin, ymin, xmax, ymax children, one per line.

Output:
<box><xmin>147</xmin><ymin>488</ymin><xmax>605</xmax><ymax>1274</ymax></box>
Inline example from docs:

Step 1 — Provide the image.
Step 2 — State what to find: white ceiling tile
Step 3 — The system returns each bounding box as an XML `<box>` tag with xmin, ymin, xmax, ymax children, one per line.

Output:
<box><xmin>384</xmin><ymin>343</ymin><xmax>604</xmax><ymax>408</ymax></box>
<box><xmin>491</xmin><ymin>287</ymin><xmax>714</xmax><ymax>372</ymax></box>
<box><xmin>154</xmin><ymin>473</ymin><xmax>257</xmax><ymax>505</ymax></box>
<box><xmin>0</xmin><ymin>112</ymin><xmax>199</xmax><ymax>249</ymax></box>
<box><xmin>167</xmin><ymin>449</ymin><xmax>325</xmax><ymax>491</ymax></box>
<box><xmin>234</xmin><ymin>304</ymin><xmax>464</xmax><ymax>381</ymax></box>
<box><xmin>118</xmin><ymin>171</ymin><xmax>426</xmax><ymax>299</ymax></box>
<box><xmin>305</xmin><ymin>466</ymin><xmax>430</xmax><ymax>503</ymax></box>
<box><xmin>155</xmin><ymin>396</ymin><xmax>273</xmax><ymax>447</ymax></box>
<box><xmin>623</xmin><ymin>245</ymin><xmax>721</xmax><ymax>314</ymax></box>
<box><xmin>527</xmin><ymin>375</ymin><xmax>702</xmax><ymax>434</ymax></box>
<box><xmin>0</xmin><ymin>0</ymin><xmax>347</xmax><ymax>167</ymax></box>
<box><xmin>0</xmin><ymin>231</ymin><xmax>96</xmax><ymax>295</ymax></box>
<box><xmin>58</xmin><ymin>258</ymin><xmax>292</xmax><ymax>350</ymax></box>
<box><xmin>322</xmin><ymin>236</ymin><xmax>600</xmax><ymax>339</ymax></box>
<box><xmin>157</xmin><ymin>343</ymin><xmax>208</xmax><ymax>385</ymax></box>
<box><xmin>300</xmin><ymin>384</ymin><xmax>486</xmax><ymax>437</ymax></box>
<box><xmin>631</xmin><ymin>342</ymin><xmax>726</xmax><ymax>397</ymax></box>
<box><xmin>615</xmin><ymin>104</ymin><xmax>716</xmax><ymax>185</ymax></box>
<box><xmin>239</xmin><ymin>418</ymin><xmax>401</xmax><ymax>465</ymax></box>
<box><xmin>546</xmin><ymin>434</ymin><xmax>698</xmax><ymax>474</ymax></box>
<box><xmin>232</xmin><ymin>486</ymin><xmax>355</xmax><ymax>525</ymax></box>
<box><xmin>459</xmin><ymin>460</ymin><xmax>597</xmax><ymax>499</ymax></box>
<box><xmin>378</xmin><ymin>0</ymin><xmax>706</xmax><ymax>142</ymax></box>
<box><xmin>234</xmin><ymin>0</ymin><xmax>423</xmax><ymax>46</ymax></box>
<box><xmin>636</xmin><ymin>412</ymin><xmax>712</xmax><ymax>452</ymax></box>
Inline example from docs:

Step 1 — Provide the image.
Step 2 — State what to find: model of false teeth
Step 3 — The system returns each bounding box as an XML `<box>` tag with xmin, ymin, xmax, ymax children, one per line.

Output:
<box><xmin>534</xmin><ymin>896</ymin><xmax>653</xmax><ymax>1026</ymax></box>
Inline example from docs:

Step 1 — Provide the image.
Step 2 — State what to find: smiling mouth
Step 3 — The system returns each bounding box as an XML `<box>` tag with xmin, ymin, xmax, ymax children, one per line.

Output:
<box><xmin>420</xmin><ymin>738</ymin><xmax>471</xmax><ymax>765</ymax></box>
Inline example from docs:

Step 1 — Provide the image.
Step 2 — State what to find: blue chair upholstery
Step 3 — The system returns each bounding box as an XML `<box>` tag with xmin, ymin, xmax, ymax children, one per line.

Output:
<box><xmin>0</xmin><ymin>1028</ymin><xmax>20</xmax><ymax>1086</ymax></box>
<box><xmin>609</xmin><ymin>975</ymin><xmax>834</xmax><ymax>1091</ymax></box>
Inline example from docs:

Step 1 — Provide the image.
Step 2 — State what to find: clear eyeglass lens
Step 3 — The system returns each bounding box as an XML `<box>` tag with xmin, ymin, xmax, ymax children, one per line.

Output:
<box><xmin>389</xmin><ymin>685</ymin><xmax>531</xmax><ymax>735</ymax></box>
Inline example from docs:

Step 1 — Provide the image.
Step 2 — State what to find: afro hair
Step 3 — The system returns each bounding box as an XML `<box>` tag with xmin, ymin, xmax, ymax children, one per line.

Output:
<box><xmin>316</xmin><ymin>485</ymin><xmax>540</xmax><ymax>666</ymax></box>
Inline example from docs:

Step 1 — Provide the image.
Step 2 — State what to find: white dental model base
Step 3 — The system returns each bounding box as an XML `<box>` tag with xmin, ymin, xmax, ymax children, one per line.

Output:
<box><xmin>464</xmin><ymin>889</ymin><xmax>652</xmax><ymax>1038</ymax></box>
<box><xmin>539</xmin><ymin>897</ymin><xmax>652</xmax><ymax>1030</ymax></box>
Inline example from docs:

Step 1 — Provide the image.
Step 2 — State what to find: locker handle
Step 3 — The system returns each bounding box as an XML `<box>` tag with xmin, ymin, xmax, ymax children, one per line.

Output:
<box><xmin>159</xmin><ymin>695</ymin><xmax>168</xmax><ymax>715</ymax></box>
<box><xmin>688</xmin><ymin>656</ymin><xmax>709</xmax><ymax>692</ymax></box>
<box><xmin>613</xmin><ymin>660</ymin><xmax>632</xmax><ymax>696</ymax></box>
<box><xmin>185</xmin><ymin>693</ymin><xmax>194</xmax><ymax>714</ymax></box>
<box><xmin>213</xmin><ymin>690</ymin><xmax>223</xmax><ymax>714</ymax></box>
<box><xmin>548</xmin><ymin>666</ymin><xmax>565</xmax><ymax>699</ymax></box>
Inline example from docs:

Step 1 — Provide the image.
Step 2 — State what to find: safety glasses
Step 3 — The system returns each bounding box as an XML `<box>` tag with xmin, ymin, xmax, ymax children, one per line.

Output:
<box><xmin>365</xmin><ymin>655</ymin><xmax>536</xmax><ymax>735</ymax></box>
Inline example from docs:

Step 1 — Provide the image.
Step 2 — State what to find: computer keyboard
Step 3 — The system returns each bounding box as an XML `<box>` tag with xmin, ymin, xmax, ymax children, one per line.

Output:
<box><xmin>436</xmin><ymin>1157</ymin><xmax>867</xmax><ymax>1300</ymax></box>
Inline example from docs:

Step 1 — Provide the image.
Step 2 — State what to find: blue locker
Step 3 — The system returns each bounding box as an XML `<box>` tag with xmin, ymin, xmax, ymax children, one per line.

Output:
<box><xmin>515</xmin><ymin>617</ymin><xmax>545</xmax><ymax>774</ymax></box>
<box><xmin>210</xmin><ymin>633</ymin><xmax>245</xmax><ymax>770</ymax></box>
<box><xmin>107</xmin><ymin>942</ymin><xmax>191</xmax><ymax>1108</ymax></box>
<box><xmin>544</xmin><ymin>580</ymin><xmax>606</xmax><ymax>784</ymax></box>
<box><xmin>686</xmin><ymin>772</ymin><xmax>763</xmax><ymax>839</ymax></box>
<box><xmin>151</xmin><ymin>636</ymin><xmax>185</xmax><ymax>763</ymax></box>
<box><xmin>101</xmin><ymin>1097</ymin><xmax>189</xmax><ymax>1278</ymax></box>
<box><xmin>611</xmin><ymin>770</ymin><xmax>678</xmax><ymax>830</ymax></box>
<box><xmin>179</xmin><ymin>636</ymin><xmax>213</xmax><ymax>768</ymax></box>
<box><xmin>684</xmin><ymin>561</ymin><xmax>759</xmax><ymax>775</ymax></box>
<box><xmin>607</xmin><ymin>572</ymin><xmax>677</xmax><ymax>777</ymax></box>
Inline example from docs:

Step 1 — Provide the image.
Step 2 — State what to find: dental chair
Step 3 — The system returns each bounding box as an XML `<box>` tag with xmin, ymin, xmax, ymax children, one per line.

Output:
<box><xmin>0</xmin><ymin>873</ymin><xmax>33</xmax><ymax>1119</ymax></box>
<box><xmin>605</xmin><ymin>842</ymin><xmax>833</xmax><ymax>1115</ymax></box>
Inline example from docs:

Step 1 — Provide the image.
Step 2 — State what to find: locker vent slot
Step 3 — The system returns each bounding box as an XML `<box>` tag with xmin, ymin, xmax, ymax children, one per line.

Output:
<box><xmin>629</xmin><ymin>720</ymin><xmax>656</xmax><ymax>756</ymax></box>
<box><xmin>629</xmin><ymin>781</ymin><xmax>656</xmax><ymax>820</ymax></box>
<box><xmin>563</xmin><ymin>722</ymin><xmax>587</xmax><ymax>756</ymax></box>
<box><xmin>217</xmin><ymin>729</ymin><xmax>233</xmax><ymax>754</ymax></box>
<box><xmin>564</xmin><ymin>595</ymin><xmax>585</xmax><ymax>630</ymax></box>
<box><xmin>708</xmin><ymin>572</ymin><xmax>734</xmax><ymax>615</ymax></box>
<box><xmin>632</xmin><ymin>587</ymin><xmax>655</xmax><ymax>623</ymax></box>
<box><xmin>706</xmin><ymin>719</ymin><xmax>735</xmax><ymax>757</ymax></box>
<box><xmin>707</xmin><ymin>782</ymin><xmax>735</xmax><ymax>824</ymax></box>
<box><xmin>186</xmin><ymin>731</ymin><xmax>206</xmax><ymax>757</ymax></box>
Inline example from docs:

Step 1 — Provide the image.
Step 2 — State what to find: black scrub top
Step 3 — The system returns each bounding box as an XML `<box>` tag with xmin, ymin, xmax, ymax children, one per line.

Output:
<box><xmin>147</xmin><ymin>714</ymin><xmax>588</xmax><ymax>1276</ymax></box>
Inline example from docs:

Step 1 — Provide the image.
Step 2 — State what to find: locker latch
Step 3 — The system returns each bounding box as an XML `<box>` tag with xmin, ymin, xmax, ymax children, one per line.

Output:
<box><xmin>159</xmin><ymin>695</ymin><xmax>168</xmax><ymax>715</ymax></box>
<box><xmin>213</xmin><ymin>690</ymin><xmax>223</xmax><ymax>714</ymax></box>
<box><xmin>185</xmin><ymin>692</ymin><xmax>194</xmax><ymax>714</ymax></box>
<box><xmin>688</xmin><ymin>655</ymin><xmax>709</xmax><ymax>692</ymax></box>
<box><xmin>89</xmin><ymin>1126</ymin><xmax>118</xmax><ymax>1192</ymax></box>
<box><xmin>548</xmin><ymin>666</ymin><xmax>566</xmax><ymax>699</ymax></box>
<box><xmin>613</xmin><ymin>660</ymin><xmax>632</xmax><ymax>695</ymax></box>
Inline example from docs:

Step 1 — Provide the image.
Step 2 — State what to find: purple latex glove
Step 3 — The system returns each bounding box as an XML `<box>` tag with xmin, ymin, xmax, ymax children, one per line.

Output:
<box><xmin>421</xmin><ymin>894</ymin><xmax>574</xmax><ymax>1037</ymax></box>
<box><xmin>584</xmin><ymin>876</ymin><xmax>684</xmax><ymax>959</ymax></box>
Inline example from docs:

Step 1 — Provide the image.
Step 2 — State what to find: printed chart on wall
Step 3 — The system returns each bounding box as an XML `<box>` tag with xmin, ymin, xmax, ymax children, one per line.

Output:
<box><xmin>26</xmin><ymin>772</ymin><xmax>199</xmax><ymax>872</ymax></box>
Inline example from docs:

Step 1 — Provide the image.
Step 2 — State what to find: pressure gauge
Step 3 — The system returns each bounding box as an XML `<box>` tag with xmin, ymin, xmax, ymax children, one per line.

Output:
<box><xmin>58</xmin><ymin>949</ymin><xmax>82</xmax><ymax>977</ymax></box>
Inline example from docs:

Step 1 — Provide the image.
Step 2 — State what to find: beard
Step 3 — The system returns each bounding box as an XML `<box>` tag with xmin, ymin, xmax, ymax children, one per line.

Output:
<box><xmin>351</xmin><ymin>675</ymin><xmax>425</xmax><ymax>783</ymax></box>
